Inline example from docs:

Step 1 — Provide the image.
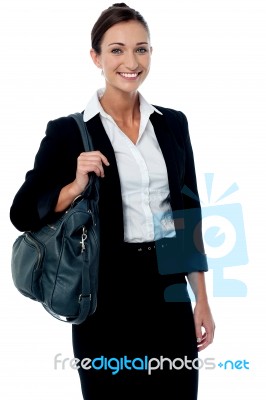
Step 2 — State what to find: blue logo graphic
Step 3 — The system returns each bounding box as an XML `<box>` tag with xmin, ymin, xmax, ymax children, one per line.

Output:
<box><xmin>154</xmin><ymin>173</ymin><xmax>248</xmax><ymax>300</ymax></box>
<box><xmin>200</xmin><ymin>173</ymin><xmax>248</xmax><ymax>297</ymax></box>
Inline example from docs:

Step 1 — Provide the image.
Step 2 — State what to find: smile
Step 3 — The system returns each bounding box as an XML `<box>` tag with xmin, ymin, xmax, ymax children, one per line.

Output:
<box><xmin>118</xmin><ymin>72</ymin><xmax>141</xmax><ymax>79</ymax></box>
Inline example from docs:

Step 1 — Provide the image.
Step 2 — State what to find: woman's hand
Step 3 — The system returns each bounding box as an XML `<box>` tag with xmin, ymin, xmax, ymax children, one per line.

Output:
<box><xmin>55</xmin><ymin>150</ymin><xmax>109</xmax><ymax>212</ymax></box>
<box><xmin>187</xmin><ymin>271</ymin><xmax>215</xmax><ymax>351</ymax></box>
<box><xmin>74</xmin><ymin>150</ymin><xmax>110</xmax><ymax>193</ymax></box>
<box><xmin>193</xmin><ymin>300</ymin><xmax>215</xmax><ymax>352</ymax></box>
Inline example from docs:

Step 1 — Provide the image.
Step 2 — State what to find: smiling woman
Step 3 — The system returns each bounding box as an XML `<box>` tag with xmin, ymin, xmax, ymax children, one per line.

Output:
<box><xmin>9</xmin><ymin>2</ymin><xmax>215</xmax><ymax>400</ymax></box>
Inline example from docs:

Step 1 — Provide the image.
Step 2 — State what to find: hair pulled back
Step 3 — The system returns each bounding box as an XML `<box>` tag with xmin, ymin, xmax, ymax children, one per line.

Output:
<box><xmin>91</xmin><ymin>3</ymin><xmax>150</xmax><ymax>54</ymax></box>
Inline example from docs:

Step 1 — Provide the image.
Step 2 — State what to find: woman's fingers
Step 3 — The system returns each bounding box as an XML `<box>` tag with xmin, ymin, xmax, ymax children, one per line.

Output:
<box><xmin>77</xmin><ymin>151</ymin><xmax>110</xmax><ymax>178</ymax></box>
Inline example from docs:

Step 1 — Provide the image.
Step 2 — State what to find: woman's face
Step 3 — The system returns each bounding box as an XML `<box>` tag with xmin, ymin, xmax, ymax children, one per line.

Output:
<box><xmin>91</xmin><ymin>20</ymin><xmax>152</xmax><ymax>94</ymax></box>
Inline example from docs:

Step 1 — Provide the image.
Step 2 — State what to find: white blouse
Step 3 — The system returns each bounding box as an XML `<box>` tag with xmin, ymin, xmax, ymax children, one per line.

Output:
<box><xmin>83</xmin><ymin>89</ymin><xmax>175</xmax><ymax>243</ymax></box>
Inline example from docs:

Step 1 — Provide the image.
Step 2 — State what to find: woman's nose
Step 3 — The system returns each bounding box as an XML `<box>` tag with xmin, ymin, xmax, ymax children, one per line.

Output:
<box><xmin>124</xmin><ymin>51</ymin><xmax>139</xmax><ymax>70</ymax></box>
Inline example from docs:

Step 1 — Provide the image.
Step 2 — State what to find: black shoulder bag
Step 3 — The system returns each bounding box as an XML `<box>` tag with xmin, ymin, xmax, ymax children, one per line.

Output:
<box><xmin>11</xmin><ymin>113</ymin><xmax>100</xmax><ymax>324</ymax></box>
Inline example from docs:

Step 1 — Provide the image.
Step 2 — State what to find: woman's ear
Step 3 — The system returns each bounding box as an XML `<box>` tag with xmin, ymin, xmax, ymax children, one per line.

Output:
<box><xmin>90</xmin><ymin>48</ymin><xmax>102</xmax><ymax>69</ymax></box>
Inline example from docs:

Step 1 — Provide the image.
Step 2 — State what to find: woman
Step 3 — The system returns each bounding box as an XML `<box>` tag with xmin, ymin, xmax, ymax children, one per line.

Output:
<box><xmin>10</xmin><ymin>3</ymin><xmax>215</xmax><ymax>399</ymax></box>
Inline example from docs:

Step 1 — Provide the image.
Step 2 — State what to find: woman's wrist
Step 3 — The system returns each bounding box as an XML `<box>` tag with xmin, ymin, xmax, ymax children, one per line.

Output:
<box><xmin>68</xmin><ymin>180</ymin><xmax>85</xmax><ymax>198</ymax></box>
<box><xmin>187</xmin><ymin>271</ymin><xmax>209</xmax><ymax>303</ymax></box>
<box><xmin>55</xmin><ymin>181</ymin><xmax>84</xmax><ymax>212</ymax></box>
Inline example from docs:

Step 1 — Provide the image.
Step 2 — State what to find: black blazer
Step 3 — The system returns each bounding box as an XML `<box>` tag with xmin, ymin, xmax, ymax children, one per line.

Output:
<box><xmin>10</xmin><ymin>106</ymin><xmax>208</xmax><ymax>272</ymax></box>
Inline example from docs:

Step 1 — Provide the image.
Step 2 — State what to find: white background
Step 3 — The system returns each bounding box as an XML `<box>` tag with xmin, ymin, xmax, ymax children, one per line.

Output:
<box><xmin>1</xmin><ymin>0</ymin><xmax>265</xmax><ymax>398</ymax></box>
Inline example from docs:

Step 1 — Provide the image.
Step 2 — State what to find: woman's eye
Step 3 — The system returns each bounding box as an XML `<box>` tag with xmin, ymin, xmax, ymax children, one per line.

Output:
<box><xmin>111</xmin><ymin>48</ymin><xmax>122</xmax><ymax>54</ymax></box>
<box><xmin>136</xmin><ymin>47</ymin><xmax>148</xmax><ymax>53</ymax></box>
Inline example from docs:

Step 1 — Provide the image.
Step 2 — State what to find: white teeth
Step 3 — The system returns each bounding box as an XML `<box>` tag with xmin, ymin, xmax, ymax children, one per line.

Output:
<box><xmin>120</xmin><ymin>73</ymin><xmax>138</xmax><ymax>78</ymax></box>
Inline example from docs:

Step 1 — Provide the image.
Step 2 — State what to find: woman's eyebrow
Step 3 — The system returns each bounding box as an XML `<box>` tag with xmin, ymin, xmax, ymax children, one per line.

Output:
<box><xmin>108</xmin><ymin>41</ymin><xmax>149</xmax><ymax>46</ymax></box>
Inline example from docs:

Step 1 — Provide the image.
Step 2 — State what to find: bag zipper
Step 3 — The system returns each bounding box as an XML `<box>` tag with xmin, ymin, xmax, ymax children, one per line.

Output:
<box><xmin>24</xmin><ymin>233</ymin><xmax>43</xmax><ymax>269</ymax></box>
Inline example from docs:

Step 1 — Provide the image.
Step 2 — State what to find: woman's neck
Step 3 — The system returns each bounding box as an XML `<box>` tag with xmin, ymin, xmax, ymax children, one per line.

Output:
<box><xmin>100</xmin><ymin>89</ymin><xmax>140</xmax><ymax>124</ymax></box>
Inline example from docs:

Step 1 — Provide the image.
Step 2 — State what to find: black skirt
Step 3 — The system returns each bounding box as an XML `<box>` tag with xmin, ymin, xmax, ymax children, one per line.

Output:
<box><xmin>72</xmin><ymin>238</ymin><xmax>199</xmax><ymax>399</ymax></box>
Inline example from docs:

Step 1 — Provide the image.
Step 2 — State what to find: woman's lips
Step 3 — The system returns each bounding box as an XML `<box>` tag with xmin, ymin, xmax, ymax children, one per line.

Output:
<box><xmin>118</xmin><ymin>72</ymin><xmax>141</xmax><ymax>79</ymax></box>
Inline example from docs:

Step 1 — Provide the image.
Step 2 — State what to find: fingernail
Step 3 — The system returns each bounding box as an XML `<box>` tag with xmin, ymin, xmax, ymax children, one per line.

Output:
<box><xmin>197</xmin><ymin>338</ymin><xmax>201</xmax><ymax>343</ymax></box>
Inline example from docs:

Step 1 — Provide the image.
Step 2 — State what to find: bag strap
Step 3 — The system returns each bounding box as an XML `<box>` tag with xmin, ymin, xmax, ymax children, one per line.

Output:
<box><xmin>69</xmin><ymin>112</ymin><xmax>94</xmax><ymax>152</ymax></box>
<box><xmin>69</xmin><ymin>112</ymin><xmax>99</xmax><ymax>200</ymax></box>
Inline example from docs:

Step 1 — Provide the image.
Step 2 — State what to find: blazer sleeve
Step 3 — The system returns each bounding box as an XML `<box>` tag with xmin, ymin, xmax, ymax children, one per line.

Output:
<box><xmin>10</xmin><ymin>116</ymin><xmax>84</xmax><ymax>232</ymax></box>
<box><xmin>165</xmin><ymin>108</ymin><xmax>208</xmax><ymax>273</ymax></box>
<box><xmin>179</xmin><ymin>111</ymin><xmax>208</xmax><ymax>272</ymax></box>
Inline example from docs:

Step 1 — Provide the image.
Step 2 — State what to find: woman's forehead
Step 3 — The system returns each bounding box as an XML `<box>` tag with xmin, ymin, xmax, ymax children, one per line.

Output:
<box><xmin>102</xmin><ymin>20</ymin><xmax>150</xmax><ymax>45</ymax></box>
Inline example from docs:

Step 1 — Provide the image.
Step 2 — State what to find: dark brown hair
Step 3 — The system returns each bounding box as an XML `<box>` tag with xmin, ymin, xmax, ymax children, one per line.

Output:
<box><xmin>91</xmin><ymin>3</ymin><xmax>150</xmax><ymax>54</ymax></box>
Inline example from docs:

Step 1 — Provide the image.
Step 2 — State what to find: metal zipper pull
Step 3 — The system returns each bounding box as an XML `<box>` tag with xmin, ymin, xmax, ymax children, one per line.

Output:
<box><xmin>80</xmin><ymin>226</ymin><xmax>87</xmax><ymax>253</ymax></box>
